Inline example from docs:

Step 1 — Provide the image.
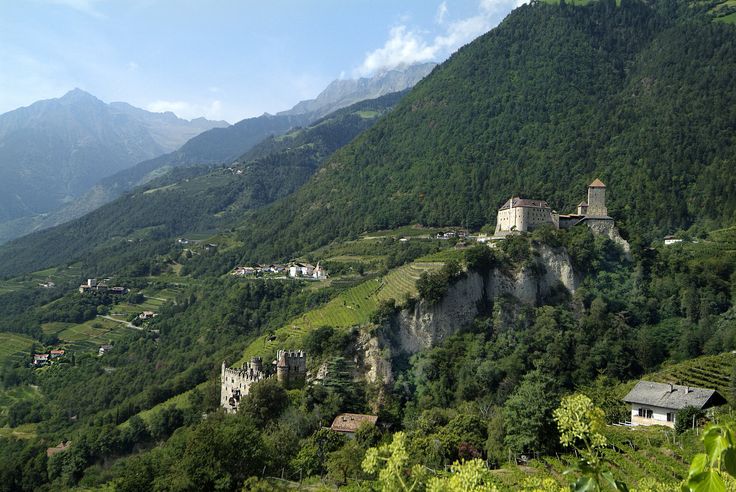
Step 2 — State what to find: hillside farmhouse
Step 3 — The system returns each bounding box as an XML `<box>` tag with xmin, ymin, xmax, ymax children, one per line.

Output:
<box><xmin>494</xmin><ymin>178</ymin><xmax>612</xmax><ymax>236</ymax></box>
<box><xmin>330</xmin><ymin>413</ymin><xmax>378</xmax><ymax>437</ymax></box>
<box><xmin>220</xmin><ymin>350</ymin><xmax>307</xmax><ymax>413</ymax></box>
<box><xmin>623</xmin><ymin>380</ymin><xmax>727</xmax><ymax>428</ymax></box>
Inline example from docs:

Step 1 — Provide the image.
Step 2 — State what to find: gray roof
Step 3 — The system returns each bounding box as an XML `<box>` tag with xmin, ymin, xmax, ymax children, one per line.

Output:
<box><xmin>623</xmin><ymin>380</ymin><xmax>727</xmax><ymax>410</ymax></box>
<box><xmin>498</xmin><ymin>197</ymin><xmax>550</xmax><ymax>211</ymax></box>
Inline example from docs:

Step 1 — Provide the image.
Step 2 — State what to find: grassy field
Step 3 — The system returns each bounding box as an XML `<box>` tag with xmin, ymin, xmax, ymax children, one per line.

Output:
<box><xmin>0</xmin><ymin>332</ymin><xmax>36</xmax><ymax>364</ymax></box>
<box><xmin>119</xmin><ymin>382</ymin><xmax>206</xmax><ymax>429</ymax></box>
<box><xmin>109</xmin><ymin>296</ymin><xmax>166</xmax><ymax>319</ymax></box>
<box><xmin>0</xmin><ymin>263</ymin><xmax>81</xmax><ymax>294</ymax></box>
<box><xmin>0</xmin><ymin>423</ymin><xmax>38</xmax><ymax>440</ymax></box>
<box><xmin>239</xmin><ymin>261</ymin><xmax>445</xmax><ymax>364</ymax></box>
<box><xmin>41</xmin><ymin>317</ymin><xmax>138</xmax><ymax>354</ymax></box>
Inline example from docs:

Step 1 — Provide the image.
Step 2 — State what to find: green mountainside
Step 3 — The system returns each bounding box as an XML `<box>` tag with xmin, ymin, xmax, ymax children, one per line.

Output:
<box><xmin>1</xmin><ymin>2</ymin><xmax>736</xmax><ymax>490</ymax></box>
<box><xmin>0</xmin><ymin>91</ymin><xmax>405</xmax><ymax>278</ymax></box>
<box><xmin>231</xmin><ymin>0</ymin><xmax>736</xmax><ymax>264</ymax></box>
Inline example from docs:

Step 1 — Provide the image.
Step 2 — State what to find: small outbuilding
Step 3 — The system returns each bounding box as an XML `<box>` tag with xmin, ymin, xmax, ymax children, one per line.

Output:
<box><xmin>623</xmin><ymin>380</ymin><xmax>727</xmax><ymax>428</ymax></box>
<box><xmin>330</xmin><ymin>413</ymin><xmax>378</xmax><ymax>437</ymax></box>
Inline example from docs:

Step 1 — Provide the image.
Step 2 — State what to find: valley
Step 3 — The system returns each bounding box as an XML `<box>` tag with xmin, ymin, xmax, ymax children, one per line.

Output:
<box><xmin>0</xmin><ymin>0</ymin><xmax>735</xmax><ymax>491</ymax></box>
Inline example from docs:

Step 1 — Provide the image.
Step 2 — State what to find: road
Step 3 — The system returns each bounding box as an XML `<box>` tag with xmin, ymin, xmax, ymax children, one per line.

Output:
<box><xmin>98</xmin><ymin>315</ymin><xmax>143</xmax><ymax>331</ymax></box>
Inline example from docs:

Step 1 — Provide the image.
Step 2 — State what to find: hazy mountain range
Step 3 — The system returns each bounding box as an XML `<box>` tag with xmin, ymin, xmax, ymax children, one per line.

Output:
<box><xmin>0</xmin><ymin>90</ymin><xmax>227</xmax><ymax>240</ymax></box>
<box><xmin>0</xmin><ymin>64</ymin><xmax>436</xmax><ymax>244</ymax></box>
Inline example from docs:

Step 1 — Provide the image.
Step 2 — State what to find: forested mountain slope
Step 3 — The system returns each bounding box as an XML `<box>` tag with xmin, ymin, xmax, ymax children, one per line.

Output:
<box><xmin>0</xmin><ymin>92</ymin><xmax>406</xmax><ymax>278</ymax></box>
<box><xmin>233</xmin><ymin>0</ymin><xmax>736</xmax><ymax>263</ymax></box>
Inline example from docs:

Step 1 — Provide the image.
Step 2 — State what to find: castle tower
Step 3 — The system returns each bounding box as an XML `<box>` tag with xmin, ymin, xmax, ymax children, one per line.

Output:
<box><xmin>249</xmin><ymin>356</ymin><xmax>263</xmax><ymax>373</ymax></box>
<box><xmin>586</xmin><ymin>178</ymin><xmax>607</xmax><ymax>217</ymax></box>
<box><xmin>276</xmin><ymin>349</ymin><xmax>307</xmax><ymax>388</ymax></box>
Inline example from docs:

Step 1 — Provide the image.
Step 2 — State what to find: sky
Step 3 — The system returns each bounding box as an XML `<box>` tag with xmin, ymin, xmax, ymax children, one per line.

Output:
<box><xmin>0</xmin><ymin>0</ymin><xmax>524</xmax><ymax>123</ymax></box>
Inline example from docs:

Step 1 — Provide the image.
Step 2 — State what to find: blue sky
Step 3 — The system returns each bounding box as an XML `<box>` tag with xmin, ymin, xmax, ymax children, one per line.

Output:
<box><xmin>0</xmin><ymin>0</ymin><xmax>523</xmax><ymax>123</ymax></box>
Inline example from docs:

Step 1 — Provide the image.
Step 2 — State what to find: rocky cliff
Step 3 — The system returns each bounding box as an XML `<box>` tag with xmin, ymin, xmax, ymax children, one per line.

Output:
<box><xmin>362</xmin><ymin>244</ymin><xmax>578</xmax><ymax>385</ymax></box>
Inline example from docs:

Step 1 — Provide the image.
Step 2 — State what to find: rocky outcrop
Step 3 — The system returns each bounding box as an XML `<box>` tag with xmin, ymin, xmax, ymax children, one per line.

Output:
<box><xmin>584</xmin><ymin>219</ymin><xmax>631</xmax><ymax>255</ymax></box>
<box><xmin>363</xmin><ymin>245</ymin><xmax>578</xmax><ymax>384</ymax></box>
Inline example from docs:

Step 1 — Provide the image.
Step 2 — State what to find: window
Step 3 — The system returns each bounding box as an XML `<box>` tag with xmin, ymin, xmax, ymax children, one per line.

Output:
<box><xmin>667</xmin><ymin>412</ymin><xmax>674</xmax><ymax>422</ymax></box>
<box><xmin>646</xmin><ymin>409</ymin><xmax>653</xmax><ymax>419</ymax></box>
<box><xmin>637</xmin><ymin>408</ymin><xmax>644</xmax><ymax>417</ymax></box>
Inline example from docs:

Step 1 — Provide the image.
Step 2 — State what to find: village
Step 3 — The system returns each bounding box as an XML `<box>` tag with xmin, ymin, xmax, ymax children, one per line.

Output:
<box><xmin>231</xmin><ymin>261</ymin><xmax>329</xmax><ymax>280</ymax></box>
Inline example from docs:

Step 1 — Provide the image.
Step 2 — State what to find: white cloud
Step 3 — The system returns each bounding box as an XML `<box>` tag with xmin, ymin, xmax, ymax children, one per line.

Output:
<box><xmin>355</xmin><ymin>0</ymin><xmax>525</xmax><ymax>76</ymax></box>
<box><xmin>357</xmin><ymin>26</ymin><xmax>436</xmax><ymax>76</ymax></box>
<box><xmin>435</xmin><ymin>2</ymin><xmax>448</xmax><ymax>24</ymax></box>
<box><xmin>146</xmin><ymin>99</ymin><xmax>223</xmax><ymax>121</ymax></box>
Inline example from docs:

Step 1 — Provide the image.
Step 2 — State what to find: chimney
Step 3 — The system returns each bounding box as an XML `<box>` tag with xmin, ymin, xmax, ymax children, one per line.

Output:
<box><xmin>685</xmin><ymin>386</ymin><xmax>690</xmax><ymax>394</ymax></box>
<box><xmin>668</xmin><ymin>383</ymin><xmax>674</xmax><ymax>392</ymax></box>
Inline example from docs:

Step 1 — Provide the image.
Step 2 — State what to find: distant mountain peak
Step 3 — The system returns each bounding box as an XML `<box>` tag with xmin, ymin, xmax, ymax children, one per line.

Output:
<box><xmin>278</xmin><ymin>62</ymin><xmax>436</xmax><ymax>119</ymax></box>
<box><xmin>59</xmin><ymin>88</ymin><xmax>100</xmax><ymax>104</ymax></box>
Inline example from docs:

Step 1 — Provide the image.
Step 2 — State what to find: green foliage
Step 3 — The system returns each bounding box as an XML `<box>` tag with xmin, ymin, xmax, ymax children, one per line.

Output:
<box><xmin>362</xmin><ymin>432</ymin><xmax>430</xmax><ymax>491</ymax></box>
<box><xmin>554</xmin><ymin>394</ymin><xmax>628</xmax><ymax>492</ymax></box>
<box><xmin>238</xmin><ymin>378</ymin><xmax>289</xmax><ymax>424</ymax></box>
<box><xmin>682</xmin><ymin>423</ymin><xmax>736</xmax><ymax>492</ymax></box>
<box><xmin>416</xmin><ymin>260</ymin><xmax>462</xmax><ymax>303</ymax></box>
<box><xmin>503</xmin><ymin>371</ymin><xmax>560</xmax><ymax>454</ymax></box>
<box><xmin>676</xmin><ymin>406</ymin><xmax>707</xmax><ymax>435</ymax></box>
<box><xmin>363</xmin><ymin>431</ymin><xmax>500</xmax><ymax>491</ymax></box>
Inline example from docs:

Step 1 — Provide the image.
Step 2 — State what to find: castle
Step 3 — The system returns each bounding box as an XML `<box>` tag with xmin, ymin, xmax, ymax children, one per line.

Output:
<box><xmin>220</xmin><ymin>350</ymin><xmax>306</xmax><ymax>414</ymax></box>
<box><xmin>494</xmin><ymin>178</ymin><xmax>613</xmax><ymax>236</ymax></box>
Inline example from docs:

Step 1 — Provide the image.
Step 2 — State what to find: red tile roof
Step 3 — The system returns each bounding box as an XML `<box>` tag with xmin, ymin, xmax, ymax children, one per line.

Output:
<box><xmin>330</xmin><ymin>413</ymin><xmax>378</xmax><ymax>433</ymax></box>
<box><xmin>589</xmin><ymin>178</ymin><xmax>606</xmax><ymax>187</ymax></box>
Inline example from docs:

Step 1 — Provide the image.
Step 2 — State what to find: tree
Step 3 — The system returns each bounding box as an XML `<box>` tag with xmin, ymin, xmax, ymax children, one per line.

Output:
<box><xmin>326</xmin><ymin>440</ymin><xmax>364</xmax><ymax>485</ymax></box>
<box><xmin>239</xmin><ymin>378</ymin><xmax>288</xmax><ymax>424</ymax></box>
<box><xmin>675</xmin><ymin>406</ymin><xmax>706</xmax><ymax>435</ymax></box>
<box><xmin>502</xmin><ymin>370</ymin><xmax>559</xmax><ymax>455</ymax></box>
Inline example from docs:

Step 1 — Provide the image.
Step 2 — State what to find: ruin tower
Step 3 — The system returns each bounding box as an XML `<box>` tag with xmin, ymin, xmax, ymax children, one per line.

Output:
<box><xmin>587</xmin><ymin>178</ymin><xmax>608</xmax><ymax>217</ymax></box>
<box><xmin>220</xmin><ymin>359</ymin><xmax>267</xmax><ymax>413</ymax></box>
<box><xmin>276</xmin><ymin>349</ymin><xmax>307</xmax><ymax>388</ymax></box>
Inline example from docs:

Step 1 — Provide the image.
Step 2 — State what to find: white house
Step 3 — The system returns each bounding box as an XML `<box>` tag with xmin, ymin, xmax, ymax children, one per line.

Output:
<box><xmin>312</xmin><ymin>263</ymin><xmax>328</xmax><ymax>280</ymax></box>
<box><xmin>664</xmin><ymin>235</ymin><xmax>684</xmax><ymax>246</ymax></box>
<box><xmin>288</xmin><ymin>263</ymin><xmax>315</xmax><ymax>278</ymax></box>
<box><xmin>623</xmin><ymin>381</ymin><xmax>726</xmax><ymax>428</ymax></box>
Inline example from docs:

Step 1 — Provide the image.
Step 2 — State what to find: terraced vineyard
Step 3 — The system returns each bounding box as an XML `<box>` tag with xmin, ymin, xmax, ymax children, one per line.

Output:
<box><xmin>239</xmin><ymin>261</ymin><xmax>444</xmax><ymax>363</ymax></box>
<box><xmin>0</xmin><ymin>263</ymin><xmax>81</xmax><ymax>294</ymax></box>
<box><xmin>41</xmin><ymin>317</ymin><xmax>138</xmax><ymax>354</ymax></box>
<box><xmin>647</xmin><ymin>352</ymin><xmax>735</xmax><ymax>400</ymax></box>
<box><xmin>0</xmin><ymin>332</ymin><xmax>36</xmax><ymax>364</ymax></box>
<box><xmin>531</xmin><ymin>424</ymin><xmax>687</xmax><ymax>488</ymax></box>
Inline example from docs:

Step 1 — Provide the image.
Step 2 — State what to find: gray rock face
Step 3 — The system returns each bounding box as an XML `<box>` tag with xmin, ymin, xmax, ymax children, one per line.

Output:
<box><xmin>279</xmin><ymin>63</ymin><xmax>436</xmax><ymax>119</ymax></box>
<box><xmin>364</xmin><ymin>245</ymin><xmax>578</xmax><ymax>384</ymax></box>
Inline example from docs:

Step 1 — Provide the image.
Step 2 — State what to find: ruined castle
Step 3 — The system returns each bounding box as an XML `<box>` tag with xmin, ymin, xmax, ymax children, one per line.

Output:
<box><xmin>494</xmin><ymin>178</ymin><xmax>614</xmax><ymax>236</ymax></box>
<box><xmin>220</xmin><ymin>350</ymin><xmax>306</xmax><ymax>413</ymax></box>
